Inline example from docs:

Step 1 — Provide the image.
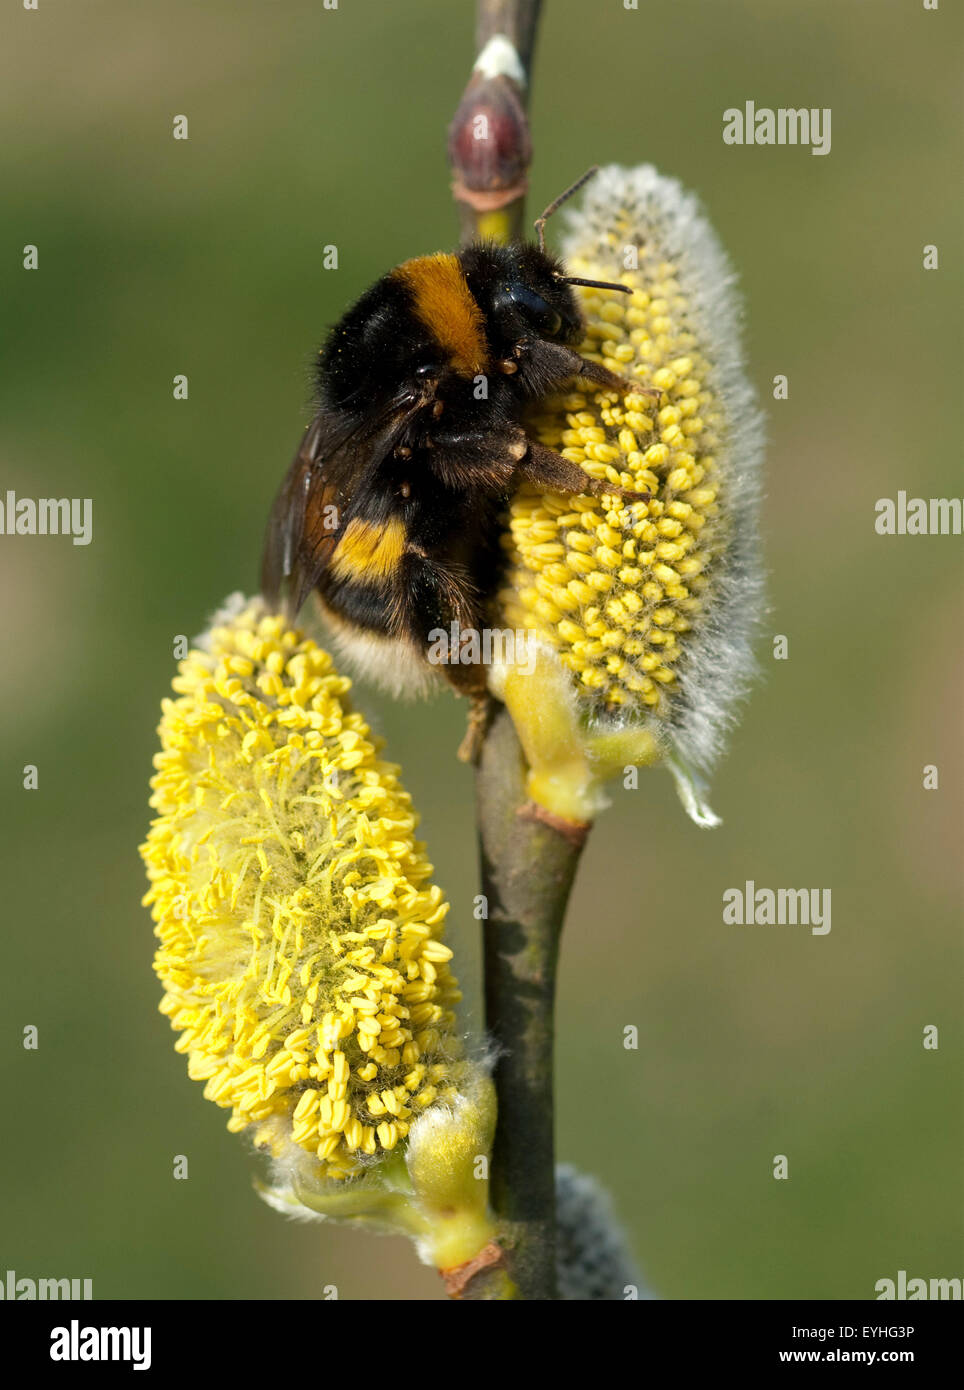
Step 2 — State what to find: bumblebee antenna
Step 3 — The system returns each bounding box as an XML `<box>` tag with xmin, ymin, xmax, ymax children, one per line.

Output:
<box><xmin>535</xmin><ymin>167</ymin><xmax>633</xmax><ymax>296</ymax></box>
<box><xmin>563</xmin><ymin>275</ymin><xmax>632</xmax><ymax>296</ymax></box>
<box><xmin>534</xmin><ymin>165</ymin><xmax>599</xmax><ymax>252</ymax></box>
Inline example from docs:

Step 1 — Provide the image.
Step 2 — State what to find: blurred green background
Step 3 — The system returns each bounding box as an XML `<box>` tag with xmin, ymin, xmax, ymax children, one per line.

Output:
<box><xmin>1</xmin><ymin>0</ymin><xmax>960</xmax><ymax>1300</ymax></box>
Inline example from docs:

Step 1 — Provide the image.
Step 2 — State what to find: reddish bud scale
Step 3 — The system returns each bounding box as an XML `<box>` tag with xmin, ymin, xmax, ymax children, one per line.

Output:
<box><xmin>448</xmin><ymin>74</ymin><xmax>531</xmax><ymax>209</ymax></box>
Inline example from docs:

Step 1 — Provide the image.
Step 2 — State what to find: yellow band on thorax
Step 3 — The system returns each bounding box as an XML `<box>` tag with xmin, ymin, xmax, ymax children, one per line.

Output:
<box><xmin>394</xmin><ymin>253</ymin><xmax>488</xmax><ymax>377</ymax></box>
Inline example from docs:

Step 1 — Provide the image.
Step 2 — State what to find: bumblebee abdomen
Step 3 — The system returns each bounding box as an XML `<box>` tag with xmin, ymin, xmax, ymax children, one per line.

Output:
<box><xmin>320</xmin><ymin>510</ymin><xmax>406</xmax><ymax>631</ymax></box>
<box><xmin>330</xmin><ymin>516</ymin><xmax>407</xmax><ymax>584</ymax></box>
<box><xmin>319</xmin><ymin>493</ymin><xmax>489</xmax><ymax>661</ymax></box>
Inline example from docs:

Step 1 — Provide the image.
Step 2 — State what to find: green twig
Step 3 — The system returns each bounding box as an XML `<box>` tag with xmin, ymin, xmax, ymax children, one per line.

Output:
<box><xmin>475</xmin><ymin>709</ymin><xmax>588</xmax><ymax>1299</ymax></box>
<box><xmin>447</xmin><ymin>0</ymin><xmax>589</xmax><ymax>1300</ymax></box>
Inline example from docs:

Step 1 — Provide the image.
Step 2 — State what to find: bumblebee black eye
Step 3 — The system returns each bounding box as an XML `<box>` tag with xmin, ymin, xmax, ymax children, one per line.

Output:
<box><xmin>503</xmin><ymin>282</ymin><xmax>563</xmax><ymax>338</ymax></box>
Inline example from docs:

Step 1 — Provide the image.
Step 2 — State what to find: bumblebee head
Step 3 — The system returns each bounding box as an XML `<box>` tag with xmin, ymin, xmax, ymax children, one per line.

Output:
<box><xmin>493</xmin><ymin>242</ymin><xmax>585</xmax><ymax>345</ymax></box>
<box><xmin>460</xmin><ymin>168</ymin><xmax>632</xmax><ymax>352</ymax></box>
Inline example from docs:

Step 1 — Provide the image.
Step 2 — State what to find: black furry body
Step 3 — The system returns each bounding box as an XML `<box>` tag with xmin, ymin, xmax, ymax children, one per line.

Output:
<box><xmin>262</xmin><ymin>239</ymin><xmax>648</xmax><ymax>697</ymax></box>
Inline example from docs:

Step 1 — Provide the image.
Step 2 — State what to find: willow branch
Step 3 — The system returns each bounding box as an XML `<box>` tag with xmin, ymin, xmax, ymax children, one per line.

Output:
<box><xmin>448</xmin><ymin>0</ymin><xmax>542</xmax><ymax>244</ymax></box>
<box><xmin>474</xmin><ymin>710</ymin><xmax>588</xmax><ymax>1300</ymax></box>
<box><xmin>446</xmin><ymin>0</ymin><xmax>589</xmax><ymax>1301</ymax></box>
<box><xmin>475</xmin><ymin>0</ymin><xmax>543</xmax><ymax>74</ymax></box>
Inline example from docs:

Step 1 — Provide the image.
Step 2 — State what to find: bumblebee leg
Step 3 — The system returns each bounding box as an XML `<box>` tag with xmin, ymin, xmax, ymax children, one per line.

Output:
<box><xmin>457</xmin><ymin>693</ymin><xmax>495</xmax><ymax>765</ymax></box>
<box><xmin>422</xmin><ymin>423</ymin><xmax>649</xmax><ymax>509</ymax></box>
<box><xmin>428</xmin><ymin>638</ymin><xmax>493</xmax><ymax>763</ymax></box>
<box><xmin>418</xmin><ymin>428</ymin><xmax>519</xmax><ymax>492</ymax></box>
<box><xmin>426</xmin><ymin>426</ymin><xmax>649</xmax><ymax>502</ymax></box>
<box><xmin>515</xmin><ymin>338</ymin><xmax>661</xmax><ymax>402</ymax></box>
<box><xmin>576</xmin><ymin>357</ymin><xmax>661</xmax><ymax>400</ymax></box>
<box><xmin>519</xmin><ymin>440</ymin><xmax>651</xmax><ymax>503</ymax></box>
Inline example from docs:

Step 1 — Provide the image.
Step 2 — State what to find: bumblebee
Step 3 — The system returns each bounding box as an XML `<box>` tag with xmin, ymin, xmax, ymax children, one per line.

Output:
<box><xmin>262</xmin><ymin>168</ymin><xmax>655</xmax><ymax>706</ymax></box>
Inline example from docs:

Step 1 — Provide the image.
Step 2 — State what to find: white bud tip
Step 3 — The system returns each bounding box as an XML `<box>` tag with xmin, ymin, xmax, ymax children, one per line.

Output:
<box><xmin>473</xmin><ymin>34</ymin><xmax>526</xmax><ymax>87</ymax></box>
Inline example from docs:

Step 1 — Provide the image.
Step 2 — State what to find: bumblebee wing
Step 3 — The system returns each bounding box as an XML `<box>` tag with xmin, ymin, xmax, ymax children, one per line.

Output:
<box><xmin>261</xmin><ymin>414</ymin><xmax>346</xmax><ymax>614</ymax></box>
<box><xmin>261</xmin><ymin>396</ymin><xmax>418</xmax><ymax>618</ymax></box>
<box><xmin>260</xmin><ymin>415</ymin><xmax>322</xmax><ymax>610</ymax></box>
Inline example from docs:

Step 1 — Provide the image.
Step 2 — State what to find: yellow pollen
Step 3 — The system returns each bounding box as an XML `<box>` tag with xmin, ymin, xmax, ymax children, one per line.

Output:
<box><xmin>498</xmin><ymin>252</ymin><xmax>724</xmax><ymax>714</ymax></box>
<box><xmin>141</xmin><ymin>603</ymin><xmax>462</xmax><ymax>1181</ymax></box>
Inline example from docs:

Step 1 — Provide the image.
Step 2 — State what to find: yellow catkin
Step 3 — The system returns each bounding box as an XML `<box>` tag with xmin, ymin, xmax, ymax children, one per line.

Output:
<box><xmin>498</xmin><ymin>267</ymin><xmax>723</xmax><ymax>714</ymax></box>
<box><xmin>141</xmin><ymin>602</ymin><xmax>461</xmax><ymax>1180</ymax></box>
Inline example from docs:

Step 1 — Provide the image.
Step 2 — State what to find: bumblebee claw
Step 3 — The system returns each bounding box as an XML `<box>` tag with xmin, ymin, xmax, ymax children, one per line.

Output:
<box><xmin>457</xmin><ymin>695</ymin><xmax>494</xmax><ymax>765</ymax></box>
